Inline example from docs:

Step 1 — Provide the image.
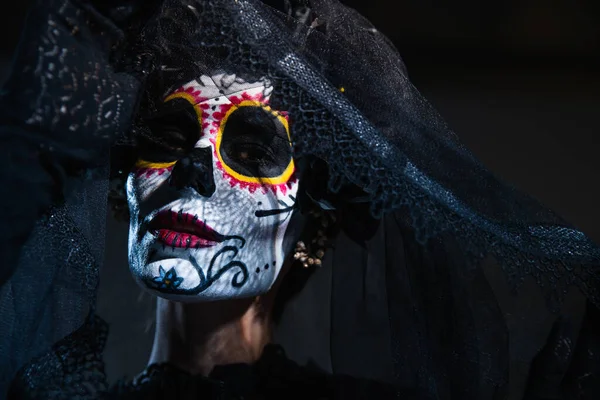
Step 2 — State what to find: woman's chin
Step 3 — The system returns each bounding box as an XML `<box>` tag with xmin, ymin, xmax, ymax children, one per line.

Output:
<box><xmin>129</xmin><ymin>257</ymin><xmax>273</xmax><ymax>302</ymax></box>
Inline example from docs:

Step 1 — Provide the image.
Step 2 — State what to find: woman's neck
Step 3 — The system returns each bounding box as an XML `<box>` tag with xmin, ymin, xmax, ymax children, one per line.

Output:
<box><xmin>148</xmin><ymin>293</ymin><xmax>276</xmax><ymax>376</ymax></box>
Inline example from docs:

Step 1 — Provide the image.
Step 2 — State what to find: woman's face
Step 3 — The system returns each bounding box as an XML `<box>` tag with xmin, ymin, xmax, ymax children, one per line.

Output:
<box><xmin>126</xmin><ymin>73</ymin><xmax>300</xmax><ymax>302</ymax></box>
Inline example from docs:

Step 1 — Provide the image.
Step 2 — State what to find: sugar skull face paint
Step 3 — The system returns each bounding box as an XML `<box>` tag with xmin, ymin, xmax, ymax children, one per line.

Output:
<box><xmin>126</xmin><ymin>73</ymin><xmax>300</xmax><ymax>302</ymax></box>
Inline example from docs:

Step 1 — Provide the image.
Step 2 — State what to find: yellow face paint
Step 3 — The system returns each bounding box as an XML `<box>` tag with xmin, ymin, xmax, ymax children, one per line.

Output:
<box><xmin>134</xmin><ymin>91</ymin><xmax>203</xmax><ymax>169</ymax></box>
<box><xmin>134</xmin><ymin>160</ymin><xmax>177</xmax><ymax>169</ymax></box>
<box><xmin>215</xmin><ymin>100</ymin><xmax>295</xmax><ymax>186</ymax></box>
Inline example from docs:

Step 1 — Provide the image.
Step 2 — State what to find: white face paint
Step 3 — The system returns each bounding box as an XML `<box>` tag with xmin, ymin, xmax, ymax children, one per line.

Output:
<box><xmin>126</xmin><ymin>74</ymin><xmax>300</xmax><ymax>302</ymax></box>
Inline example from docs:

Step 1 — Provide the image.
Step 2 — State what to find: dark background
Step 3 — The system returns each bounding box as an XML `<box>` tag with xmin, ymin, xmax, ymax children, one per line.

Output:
<box><xmin>1</xmin><ymin>0</ymin><xmax>599</xmax><ymax>383</ymax></box>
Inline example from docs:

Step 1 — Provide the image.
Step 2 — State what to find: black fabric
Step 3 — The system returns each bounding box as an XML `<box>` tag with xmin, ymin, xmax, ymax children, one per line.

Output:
<box><xmin>9</xmin><ymin>323</ymin><xmax>414</xmax><ymax>400</ymax></box>
<box><xmin>105</xmin><ymin>344</ymin><xmax>416</xmax><ymax>400</ymax></box>
<box><xmin>8</xmin><ymin>314</ymin><xmax>109</xmax><ymax>400</ymax></box>
<box><xmin>0</xmin><ymin>186</ymin><xmax>106</xmax><ymax>395</ymax></box>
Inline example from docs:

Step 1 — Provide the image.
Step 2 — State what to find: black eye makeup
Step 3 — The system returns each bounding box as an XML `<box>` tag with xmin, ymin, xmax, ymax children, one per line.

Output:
<box><xmin>136</xmin><ymin>97</ymin><xmax>202</xmax><ymax>162</ymax></box>
<box><xmin>218</xmin><ymin>105</ymin><xmax>293</xmax><ymax>180</ymax></box>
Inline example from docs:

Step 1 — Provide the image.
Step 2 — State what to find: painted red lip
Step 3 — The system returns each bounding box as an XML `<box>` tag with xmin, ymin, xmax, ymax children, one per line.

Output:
<box><xmin>149</xmin><ymin>210</ymin><xmax>224</xmax><ymax>249</ymax></box>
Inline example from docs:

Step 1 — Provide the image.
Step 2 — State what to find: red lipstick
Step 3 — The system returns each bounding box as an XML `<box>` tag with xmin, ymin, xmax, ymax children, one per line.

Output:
<box><xmin>149</xmin><ymin>210</ymin><xmax>224</xmax><ymax>249</ymax></box>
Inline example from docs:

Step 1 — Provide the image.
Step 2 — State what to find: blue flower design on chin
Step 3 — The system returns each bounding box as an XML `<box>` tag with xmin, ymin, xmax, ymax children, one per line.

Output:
<box><xmin>152</xmin><ymin>266</ymin><xmax>184</xmax><ymax>289</ymax></box>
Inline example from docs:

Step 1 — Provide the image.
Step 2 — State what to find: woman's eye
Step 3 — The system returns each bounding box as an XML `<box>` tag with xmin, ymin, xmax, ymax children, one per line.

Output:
<box><xmin>136</xmin><ymin>126</ymin><xmax>192</xmax><ymax>162</ymax></box>
<box><xmin>136</xmin><ymin>97</ymin><xmax>201</xmax><ymax>162</ymax></box>
<box><xmin>218</xmin><ymin>105</ymin><xmax>293</xmax><ymax>179</ymax></box>
<box><xmin>153</xmin><ymin>126</ymin><xmax>189</xmax><ymax>150</ymax></box>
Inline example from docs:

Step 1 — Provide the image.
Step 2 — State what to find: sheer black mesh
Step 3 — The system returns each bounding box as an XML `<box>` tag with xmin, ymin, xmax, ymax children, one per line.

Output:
<box><xmin>9</xmin><ymin>314</ymin><xmax>109</xmax><ymax>400</ymax></box>
<box><xmin>0</xmin><ymin>180</ymin><xmax>107</xmax><ymax>394</ymax></box>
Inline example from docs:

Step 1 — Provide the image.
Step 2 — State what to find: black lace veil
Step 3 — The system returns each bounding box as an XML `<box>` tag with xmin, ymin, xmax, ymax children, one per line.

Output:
<box><xmin>2</xmin><ymin>0</ymin><xmax>600</xmax><ymax>398</ymax></box>
<box><xmin>122</xmin><ymin>0</ymin><xmax>599</xmax><ymax>306</ymax></box>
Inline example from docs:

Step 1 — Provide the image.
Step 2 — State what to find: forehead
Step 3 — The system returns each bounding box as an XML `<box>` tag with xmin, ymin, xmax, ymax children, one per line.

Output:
<box><xmin>165</xmin><ymin>73</ymin><xmax>274</xmax><ymax>105</ymax></box>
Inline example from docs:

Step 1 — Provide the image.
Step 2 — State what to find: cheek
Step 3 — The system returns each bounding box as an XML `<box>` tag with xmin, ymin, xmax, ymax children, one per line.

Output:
<box><xmin>251</xmin><ymin>181</ymin><xmax>299</xmax><ymax>234</ymax></box>
<box><xmin>207</xmin><ymin>182</ymin><xmax>290</xmax><ymax>239</ymax></box>
<box><xmin>127</xmin><ymin>165</ymin><xmax>174</xmax><ymax>203</ymax></box>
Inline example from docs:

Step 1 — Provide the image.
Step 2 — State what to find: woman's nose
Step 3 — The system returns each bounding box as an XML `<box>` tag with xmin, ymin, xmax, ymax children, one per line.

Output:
<box><xmin>168</xmin><ymin>147</ymin><xmax>216</xmax><ymax>198</ymax></box>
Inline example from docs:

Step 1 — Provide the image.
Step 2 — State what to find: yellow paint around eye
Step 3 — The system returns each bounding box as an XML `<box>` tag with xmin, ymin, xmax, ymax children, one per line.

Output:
<box><xmin>216</xmin><ymin>100</ymin><xmax>295</xmax><ymax>185</ymax></box>
<box><xmin>134</xmin><ymin>160</ymin><xmax>177</xmax><ymax>169</ymax></box>
<box><xmin>133</xmin><ymin>91</ymin><xmax>203</xmax><ymax>170</ymax></box>
<box><xmin>340</xmin><ymin>87</ymin><xmax>345</xmax><ymax>93</ymax></box>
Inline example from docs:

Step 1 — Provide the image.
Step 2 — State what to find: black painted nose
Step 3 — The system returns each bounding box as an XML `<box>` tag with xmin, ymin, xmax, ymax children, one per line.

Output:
<box><xmin>169</xmin><ymin>147</ymin><xmax>216</xmax><ymax>198</ymax></box>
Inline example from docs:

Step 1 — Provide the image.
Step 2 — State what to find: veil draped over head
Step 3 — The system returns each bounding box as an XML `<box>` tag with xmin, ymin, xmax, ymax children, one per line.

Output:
<box><xmin>1</xmin><ymin>0</ymin><xmax>599</xmax><ymax>399</ymax></box>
